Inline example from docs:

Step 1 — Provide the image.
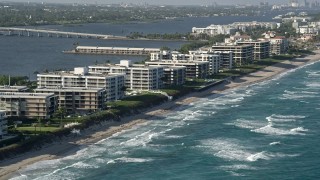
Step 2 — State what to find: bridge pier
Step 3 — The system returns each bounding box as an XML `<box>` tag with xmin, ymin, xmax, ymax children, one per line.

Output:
<box><xmin>48</xmin><ymin>33</ymin><xmax>52</xmax><ymax>37</ymax></box>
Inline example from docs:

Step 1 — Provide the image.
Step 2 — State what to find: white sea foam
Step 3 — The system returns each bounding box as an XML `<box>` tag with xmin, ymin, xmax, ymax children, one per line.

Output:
<box><xmin>199</xmin><ymin>138</ymin><xmax>270</xmax><ymax>162</ymax></box>
<box><xmin>252</xmin><ymin>125</ymin><xmax>307</xmax><ymax>136</ymax></box>
<box><xmin>114</xmin><ymin>157</ymin><xmax>153</xmax><ymax>163</ymax></box>
<box><xmin>281</xmin><ymin>90</ymin><xmax>317</xmax><ymax>100</ymax></box>
<box><xmin>226</xmin><ymin>119</ymin><xmax>265</xmax><ymax>130</ymax></box>
<box><xmin>267</xmin><ymin>114</ymin><xmax>305</xmax><ymax>123</ymax></box>
<box><xmin>290</xmin><ymin>127</ymin><xmax>309</xmax><ymax>132</ymax></box>
<box><xmin>247</xmin><ymin>151</ymin><xmax>271</xmax><ymax>162</ymax></box>
<box><xmin>72</xmin><ymin>161</ymin><xmax>99</xmax><ymax>169</ymax></box>
<box><xmin>269</xmin><ymin>141</ymin><xmax>281</xmax><ymax>146</ymax></box>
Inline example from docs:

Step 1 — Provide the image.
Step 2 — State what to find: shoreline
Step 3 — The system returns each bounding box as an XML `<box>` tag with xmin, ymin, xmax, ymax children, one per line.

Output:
<box><xmin>1</xmin><ymin>50</ymin><xmax>320</xmax><ymax>179</ymax></box>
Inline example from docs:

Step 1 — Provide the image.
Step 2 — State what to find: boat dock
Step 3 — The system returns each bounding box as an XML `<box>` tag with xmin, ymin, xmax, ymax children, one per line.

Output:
<box><xmin>0</xmin><ymin>27</ymin><xmax>127</xmax><ymax>39</ymax></box>
<box><xmin>64</xmin><ymin>46</ymin><xmax>161</xmax><ymax>56</ymax></box>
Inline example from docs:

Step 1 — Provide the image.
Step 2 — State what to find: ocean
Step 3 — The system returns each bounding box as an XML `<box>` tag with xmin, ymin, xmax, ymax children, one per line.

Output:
<box><xmin>10</xmin><ymin>60</ymin><xmax>320</xmax><ymax>179</ymax></box>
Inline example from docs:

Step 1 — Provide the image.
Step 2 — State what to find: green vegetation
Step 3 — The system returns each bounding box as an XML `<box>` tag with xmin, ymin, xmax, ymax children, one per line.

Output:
<box><xmin>0</xmin><ymin>2</ymin><xmax>266</xmax><ymax>27</ymax></box>
<box><xmin>107</xmin><ymin>93</ymin><xmax>167</xmax><ymax>115</ymax></box>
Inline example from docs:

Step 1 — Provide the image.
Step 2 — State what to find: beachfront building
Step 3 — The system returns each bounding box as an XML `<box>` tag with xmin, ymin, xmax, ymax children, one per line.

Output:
<box><xmin>147</xmin><ymin>65</ymin><xmax>186</xmax><ymax>86</ymax></box>
<box><xmin>0</xmin><ymin>86</ymin><xmax>29</xmax><ymax>92</ymax></box>
<box><xmin>89</xmin><ymin>60</ymin><xmax>164</xmax><ymax>91</ymax></box>
<box><xmin>230</xmin><ymin>21</ymin><xmax>278</xmax><ymax>32</ymax></box>
<box><xmin>237</xmin><ymin>41</ymin><xmax>271</xmax><ymax>60</ymax></box>
<box><xmin>192</xmin><ymin>24</ymin><xmax>237</xmax><ymax>37</ymax></box>
<box><xmin>145</xmin><ymin>60</ymin><xmax>209</xmax><ymax>79</ymax></box>
<box><xmin>37</xmin><ymin>67</ymin><xmax>125</xmax><ymax>101</ymax></box>
<box><xmin>210</xmin><ymin>44</ymin><xmax>254</xmax><ymax>66</ymax></box>
<box><xmin>0</xmin><ymin>92</ymin><xmax>57</xmax><ymax>119</ymax></box>
<box><xmin>74</xmin><ymin>46</ymin><xmax>161</xmax><ymax>55</ymax></box>
<box><xmin>267</xmin><ymin>36</ymin><xmax>289</xmax><ymax>55</ymax></box>
<box><xmin>0</xmin><ymin>111</ymin><xmax>8</xmax><ymax>139</ymax></box>
<box><xmin>35</xmin><ymin>87</ymin><xmax>106</xmax><ymax>113</ymax></box>
<box><xmin>150</xmin><ymin>51</ymin><xmax>220</xmax><ymax>75</ymax></box>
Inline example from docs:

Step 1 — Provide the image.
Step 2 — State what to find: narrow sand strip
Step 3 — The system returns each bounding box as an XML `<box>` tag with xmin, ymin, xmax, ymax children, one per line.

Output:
<box><xmin>1</xmin><ymin>50</ymin><xmax>320</xmax><ymax>180</ymax></box>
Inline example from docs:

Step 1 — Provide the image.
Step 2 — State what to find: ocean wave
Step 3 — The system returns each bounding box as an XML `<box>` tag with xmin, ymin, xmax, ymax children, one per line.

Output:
<box><xmin>199</xmin><ymin>138</ymin><xmax>270</xmax><ymax>162</ymax></box>
<box><xmin>72</xmin><ymin>161</ymin><xmax>99</xmax><ymax>169</ymax></box>
<box><xmin>281</xmin><ymin>90</ymin><xmax>317</xmax><ymax>100</ymax></box>
<box><xmin>251</xmin><ymin>125</ymin><xmax>307</xmax><ymax>136</ymax></box>
<box><xmin>269</xmin><ymin>141</ymin><xmax>281</xmax><ymax>146</ymax></box>
<box><xmin>113</xmin><ymin>157</ymin><xmax>153</xmax><ymax>163</ymax></box>
<box><xmin>266</xmin><ymin>114</ymin><xmax>304</xmax><ymax>123</ymax></box>
<box><xmin>226</xmin><ymin>119</ymin><xmax>265</xmax><ymax>130</ymax></box>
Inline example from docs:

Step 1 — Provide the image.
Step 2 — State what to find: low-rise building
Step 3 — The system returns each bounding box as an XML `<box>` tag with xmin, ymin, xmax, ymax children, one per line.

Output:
<box><xmin>145</xmin><ymin>60</ymin><xmax>209</xmax><ymax>79</ymax></box>
<box><xmin>0</xmin><ymin>86</ymin><xmax>29</xmax><ymax>92</ymax></box>
<box><xmin>0</xmin><ymin>92</ymin><xmax>57</xmax><ymax>119</ymax></box>
<box><xmin>89</xmin><ymin>60</ymin><xmax>164</xmax><ymax>91</ymax></box>
<box><xmin>74</xmin><ymin>46</ymin><xmax>161</xmax><ymax>55</ymax></box>
<box><xmin>35</xmin><ymin>87</ymin><xmax>106</xmax><ymax>113</ymax></box>
<box><xmin>37</xmin><ymin>67</ymin><xmax>125</xmax><ymax>101</ymax></box>
<box><xmin>0</xmin><ymin>110</ymin><xmax>7</xmax><ymax>139</ymax></box>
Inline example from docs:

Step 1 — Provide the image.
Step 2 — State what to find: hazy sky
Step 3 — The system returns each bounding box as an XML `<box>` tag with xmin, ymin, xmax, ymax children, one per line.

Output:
<box><xmin>2</xmin><ymin>0</ymin><xmax>293</xmax><ymax>5</ymax></box>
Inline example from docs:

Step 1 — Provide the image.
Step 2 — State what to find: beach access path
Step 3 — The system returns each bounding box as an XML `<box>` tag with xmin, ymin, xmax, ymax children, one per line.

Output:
<box><xmin>1</xmin><ymin>50</ymin><xmax>320</xmax><ymax>180</ymax></box>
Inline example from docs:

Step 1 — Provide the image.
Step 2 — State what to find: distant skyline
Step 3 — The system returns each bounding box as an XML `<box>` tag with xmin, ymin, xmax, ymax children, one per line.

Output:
<box><xmin>1</xmin><ymin>0</ymin><xmax>302</xmax><ymax>5</ymax></box>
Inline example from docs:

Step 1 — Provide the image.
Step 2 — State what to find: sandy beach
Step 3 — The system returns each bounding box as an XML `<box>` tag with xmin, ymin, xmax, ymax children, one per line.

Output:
<box><xmin>1</xmin><ymin>50</ymin><xmax>320</xmax><ymax>180</ymax></box>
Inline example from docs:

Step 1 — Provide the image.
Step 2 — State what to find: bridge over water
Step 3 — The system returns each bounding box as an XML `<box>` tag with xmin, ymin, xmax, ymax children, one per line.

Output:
<box><xmin>0</xmin><ymin>27</ymin><xmax>127</xmax><ymax>39</ymax></box>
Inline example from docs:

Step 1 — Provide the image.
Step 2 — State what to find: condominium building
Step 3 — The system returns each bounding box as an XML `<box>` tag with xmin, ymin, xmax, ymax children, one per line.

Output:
<box><xmin>35</xmin><ymin>87</ymin><xmax>106</xmax><ymax>113</ymax></box>
<box><xmin>151</xmin><ymin>51</ymin><xmax>220</xmax><ymax>75</ymax></box>
<box><xmin>0</xmin><ymin>110</ymin><xmax>7</xmax><ymax>139</ymax></box>
<box><xmin>74</xmin><ymin>46</ymin><xmax>161</xmax><ymax>55</ymax></box>
<box><xmin>237</xmin><ymin>41</ymin><xmax>270</xmax><ymax>60</ymax></box>
<box><xmin>0</xmin><ymin>92</ymin><xmax>57</xmax><ymax>119</ymax></box>
<box><xmin>211</xmin><ymin>44</ymin><xmax>254</xmax><ymax>65</ymax></box>
<box><xmin>89</xmin><ymin>60</ymin><xmax>164</xmax><ymax>91</ymax></box>
<box><xmin>145</xmin><ymin>60</ymin><xmax>209</xmax><ymax>79</ymax></box>
<box><xmin>37</xmin><ymin>67</ymin><xmax>125</xmax><ymax>101</ymax></box>
<box><xmin>211</xmin><ymin>51</ymin><xmax>234</xmax><ymax>69</ymax></box>
<box><xmin>267</xmin><ymin>36</ymin><xmax>289</xmax><ymax>55</ymax></box>
<box><xmin>148</xmin><ymin>65</ymin><xmax>186</xmax><ymax>86</ymax></box>
<box><xmin>0</xmin><ymin>86</ymin><xmax>29</xmax><ymax>92</ymax></box>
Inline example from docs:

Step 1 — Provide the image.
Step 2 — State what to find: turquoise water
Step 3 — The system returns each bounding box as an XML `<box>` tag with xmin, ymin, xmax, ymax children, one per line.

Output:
<box><xmin>12</xmin><ymin>61</ymin><xmax>320</xmax><ymax>179</ymax></box>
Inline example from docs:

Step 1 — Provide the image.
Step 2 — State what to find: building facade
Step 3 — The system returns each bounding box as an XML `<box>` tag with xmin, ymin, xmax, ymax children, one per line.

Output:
<box><xmin>145</xmin><ymin>60</ymin><xmax>209</xmax><ymax>79</ymax></box>
<box><xmin>89</xmin><ymin>60</ymin><xmax>164</xmax><ymax>91</ymax></box>
<box><xmin>0</xmin><ymin>110</ymin><xmax>7</xmax><ymax>139</ymax></box>
<box><xmin>35</xmin><ymin>87</ymin><xmax>106</xmax><ymax>113</ymax></box>
<box><xmin>0</xmin><ymin>86</ymin><xmax>29</xmax><ymax>92</ymax></box>
<box><xmin>237</xmin><ymin>41</ymin><xmax>270</xmax><ymax>60</ymax></box>
<box><xmin>37</xmin><ymin>67</ymin><xmax>125</xmax><ymax>101</ymax></box>
<box><xmin>74</xmin><ymin>46</ymin><xmax>161</xmax><ymax>55</ymax></box>
<box><xmin>0</xmin><ymin>92</ymin><xmax>57</xmax><ymax>119</ymax></box>
<box><xmin>211</xmin><ymin>44</ymin><xmax>254</xmax><ymax>65</ymax></box>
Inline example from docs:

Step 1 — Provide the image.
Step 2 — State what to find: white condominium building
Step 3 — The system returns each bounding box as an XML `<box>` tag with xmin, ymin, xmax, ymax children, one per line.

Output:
<box><xmin>35</xmin><ymin>87</ymin><xmax>106</xmax><ymax>113</ymax></box>
<box><xmin>0</xmin><ymin>92</ymin><xmax>57</xmax><ymax>119</ymax></box>
<box><xmin>89</xmin><ymin>60</ymin><xmax>164</xmax><ymax>91</ymax></box>
<box><xmin>145</xmin><ymin>60</ymin><xmax>209</xmax><ymax>79</ymax></box>
<box><xmin>211</xmin><ymin>44</ymin><xmax>254</xmax><ymax>66</ymax></box>
<box><xmin>0</xmin><ymin>110</ymin><xmax>7</xmax><ymax>138</ymax></box>
<box><xmin>37</xmin><ymin>67</ymin><xmax>125</xmax><ymax>101</ymax></box>
<box><xmin>267</xmin><ymin>36</ymin><xmax>289</xmax><ymax>55</ymax></box>
<box><xmin>237</xmin><ymin>41</ymin><xmax>271</xmax><ymax>60</ymax></box>
<box><xmin>151</xmin><ymin>51</ymin><xmax>220</xmax><ymax>75</ymax></box>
